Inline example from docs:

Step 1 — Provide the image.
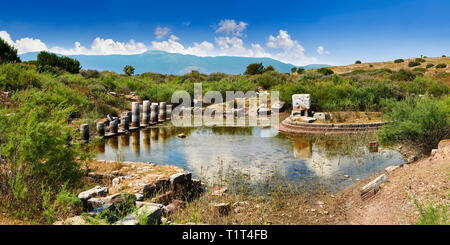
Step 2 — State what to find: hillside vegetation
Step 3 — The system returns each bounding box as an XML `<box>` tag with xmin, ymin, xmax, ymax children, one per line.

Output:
<box><xmin>0</xmin><ymin>44</ymin><xmax>449</xmax><ymax>223</ymax></box>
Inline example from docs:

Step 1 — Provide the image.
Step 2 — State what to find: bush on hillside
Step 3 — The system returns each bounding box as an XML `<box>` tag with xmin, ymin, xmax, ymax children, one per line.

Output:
<box><xmin>415</xmin><ymin>58</ymin><xmax>426</xmax><ymax>63</ymax></box>
<box><xmin>408</xmin><ymin>61</ymin><xmax>421</xmax><ymax>67</ymax></box>
<box><xmin>426</xmin><ymin>63</ymin><xmax>435</xmax><ymax>69</ymax></box>
<box><xmin>355</xmin><ymin>60</ymin><xmax>362</xmax><ymax>64</ymax></box>
<box><xmin>394</xmin><ymin>59</ymin><xmax>404</xmax><ymax>63</ymax></box>
<box><xmin>244</xmin><ymin>63</ymin><xmax>264</xmax><ymax>75</ymax></box>
<box><xmin>390</xmin><ymin>68</ymin><xmax>417</xmax><ymax>81</ymax></box>
<box><xmin>80</xmin><ymin>69</ymin><xmax>101</xmax><ymax>79</ymax></box>
<box><xmin>317</xmin><ymin>67</ymin><xmax>334</xmax><ymax>76</ymax></box>
<box><xmin>262</xmin><ymin>65</ymin><xmax>275</xmax><ymax>73</ymax></box>
<box><xmin>0</xmin><ymin>89</ymin><xmax>86</xmax><ymax>221</ymax></box>
<box><xmin>36</xmin><ymin>51</ymin><xmax>81</xmax><ymax>74</ymax></box>
<box><xmin>413</xmin><ymin>67</ymin><xmax>426</xmax><ymax>72</ymax></box>
<box><xmin>436</xmin><ymin>64</ymin><xmax>447</xmax><ymax>69</ymax></box>
<box><xmin>0</xmin><ymin>63</ymin><xmax>41</xmax><ymax>91</ymax></box>
<box><xmin>379</xmin><ymin>95</ymin><xmax>449</xmax><ymax>153</ymax></box>
<box><xmin>0</xmin><ymin>37</ymin><xmax>21</xmax><ymax>64</ymax></box>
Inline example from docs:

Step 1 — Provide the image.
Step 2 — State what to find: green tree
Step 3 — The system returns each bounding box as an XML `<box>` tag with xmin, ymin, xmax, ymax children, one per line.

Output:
<box><xmin>317</xmin><ymin>67</ymin><xmax>334</xmax><ymax>75</ymax></box>
<box><xmin>123</xmin><ymin>65</ymin><xmax>135</xmax><ymax>76</ymax></box>
<box><xmin>355</xmin><ymin>60</ymin><xmax>362</xmax><ymax>64</ymax></box>
<box><xmin>0</xmin><ymin>37</ymin><xmax>21</xmax><ymax>64</ymax></box>
<box><xmin>296</xmin><ymin>67</ymin><xmax>305</xmax><ymax>74</ymax></box>
<box><xmin>291</xmin><ymin>67</ymin><xmax>297</xmax><ymax>73</ymax></box>
<box><xmin>263</xmin><ymin>65</ymin><xmax>275</xmax><ymax>73</ymax></box>
<box><xmin>36</xmin><ymin>51</ymin><xmax>80</xmax><ymax>74</ymax></box>
<box><xmin>244</xmin><ymin>62</ymin><xmax>264</xmax><ymax>75</ymax></box>
<box><xmin>379</xmin><ymin>95</ymin><xmax>449</xmax><ymax>153</ymax></box>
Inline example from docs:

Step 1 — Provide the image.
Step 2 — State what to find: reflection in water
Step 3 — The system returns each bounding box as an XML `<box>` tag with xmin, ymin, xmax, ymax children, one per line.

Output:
<box><xmin>132</xmin><ymin>131</ymin><xmax>140</xmax><ymax>157</ymax></box>
<box><xmin>95</xmin><ymin>126</ymin><xmax>406</xmax><ymax>192</ymax></box>
<box><xmin>293</xmin><ymin>138</ymin><xmax>312</xmax><ymax>160</ymax></box>
<box><xmin>97</xmin><ymin>142</ymin><xmax>105</xmax><ymax>153</ymax></box>
<box><xmin>109</xmin><ymin>136</ymin><xmax>118</xmax><ymax>149</ymax></box>
<box><xmin>121</xmin><ymin>134</ymin><xmax>130</xmax><ymax>147</ymax></box>
<box><xmin>142</xmin><ymin>129</ymin><xmax>151</xmax><ymax>154</ymax></box>
<box><xmin>151</xmin><ymin>128</ymin><xmax>158</xmax><ymax>141</ymax></box>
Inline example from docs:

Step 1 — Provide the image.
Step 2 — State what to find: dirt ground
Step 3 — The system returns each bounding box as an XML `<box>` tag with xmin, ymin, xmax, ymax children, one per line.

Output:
<box><xmin>328</xmin><ymin>140</ymin><xmax>449</xmax><ymax>225</ymax></box>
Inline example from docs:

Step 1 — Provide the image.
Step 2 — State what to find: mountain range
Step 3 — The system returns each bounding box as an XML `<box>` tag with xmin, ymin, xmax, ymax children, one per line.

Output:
<box><xmin>20</xmin><ymin>50</ymin><xmax>330</xmax><ymax>75</ymax></box>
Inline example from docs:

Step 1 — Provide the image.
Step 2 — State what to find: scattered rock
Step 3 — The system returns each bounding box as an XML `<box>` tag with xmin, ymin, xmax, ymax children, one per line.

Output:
<box><xmin>116</xmin><ymin>205</ymin><xmax>162</xmax><ymax>225</ymax></box>
<box><xmin>212</xmin><ymin>203</ymin><xmax>231</xmax><ymax>216</ymax></box>
<box><xmin>170</xmin><ymin>172</ymin><xmax>191</xmax><ymax>188</ymax></box>
<box><xmin>87</xmin><ymin>197</ymin><xmax>107</xmax><ymax>211</ymax></box>
<box><xmin>78</xmin><ymin>186</ymin><xmax>109</xmax><ymax>210</ymax></box>
<box><xmin>177</xmin><ymin>133</ymin><xmax>186</xmax><ymax>138</ymax></box>
<box><xmin>211</xmin><ymin>186</ymin><xmax>228</xmax><ymax>196</ymax></box>
<box><xmin>385</xmin><ymin>165</ymin><xmax>400</xmax><ymax>174</ymax></box>
<box><xmin>135</xmin><ymin>193</ymin><xmax>144</xmax><ymax>201</ymax></box>
<box><xmin>361</xmin><ymin>174</ymin><xmax>389</xmax><ymax>201</ymax></box>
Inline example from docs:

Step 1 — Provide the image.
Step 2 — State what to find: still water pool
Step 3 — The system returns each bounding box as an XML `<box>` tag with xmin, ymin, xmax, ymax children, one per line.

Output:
<box><xmin>95</xmin><ymin>125</ymin><xmax>406</xmax><ymax>192</ymax></box>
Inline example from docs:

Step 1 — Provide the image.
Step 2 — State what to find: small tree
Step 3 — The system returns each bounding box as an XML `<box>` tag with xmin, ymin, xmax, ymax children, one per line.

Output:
<box><xmin>123</xmin><ymin>65</ymin><xmax>135</xmax><ymax>76</ymax></box>
<box><xmin>244</xmin><ymin>62</ymin><xmax>264</xmax><ymax>75</ymax></box>
<box><xmin>355</xmin><ymin>60</ymin><xmax>362</xmax><ymax>64</ymax></box>
<box><xmin>291</xmin><ymin>67</ymin><xmax>297</xmax><ymax>73</ymax></box>
<box><xmin>262</xmin><ymin>65</ymin><xmax>275</xmax><ymax>73</ymax></box>
<box><xmin>0</xmin><ymin>37</ymin><xmax>21</xmax><ymax>64</ymax></box>
<box><xmin>436</xmin><ymin>64</ymin><xmax>447</xmax><ymax>69</ymax></box>
<box><xmin>394</xmin><ymin>59</ymin><xmax>404</xmax><ymax>63</ymax></box>
<box><xmin>296</xmin><ymin>67</ymin><xmax>305</xmax><ymax>74</ymax></box>
<box><xmin>317</xmin><ymin>67</ymin><xmax>334</xmax><ymax>75</ymax></box>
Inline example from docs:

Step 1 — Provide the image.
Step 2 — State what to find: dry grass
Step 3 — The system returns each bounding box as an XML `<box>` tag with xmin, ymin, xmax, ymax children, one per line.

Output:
<box><xmin>328</xmin><ymin>56</ymin><xmax>450</xmax><ymax>75</ymax></box>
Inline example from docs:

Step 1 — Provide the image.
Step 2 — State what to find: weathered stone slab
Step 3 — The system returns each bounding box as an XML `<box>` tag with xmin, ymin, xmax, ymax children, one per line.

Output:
<box><xmin>78</xmin><ymin>186</ymin><xmax>109</xmax><ymax>208</ymax></box>
<box><xmin>170</xmin><ymin>172</ymin><xmax>192</xmax><ymax>187</ymax></box>
<box><xmin>87</xmin><ymin>197</ymin><xmax>107</xmax><ymax>211</ymax></box>
<box><xmin>300</xmin><ymin>117</ymin><xmax>317</xmax><ymax>123</ymax></box>
<box><xmin>361</xmin><ymin>174</ymin><xmax>389</xmax><ymax>201</ymax></box>
<box><xmin>292</xmin><ymin>94</ymin><xmax>311</xmax><ymax>110</ymax></box>
<box><xmin>116</xmin><ymin>205</ymin><xmax>162</xmax><ymax>225</ymax></box>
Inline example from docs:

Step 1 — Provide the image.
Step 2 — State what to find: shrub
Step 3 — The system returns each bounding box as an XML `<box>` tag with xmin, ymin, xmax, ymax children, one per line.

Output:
<box><xmin>256</xmin><ymin>71</ymin><xmax>287</xmax><ymax>89</ymax></box>
<box><xmin>436</xmin><ymin>64</ymin><xmax>447</xmax><ymax>69</ymax></box>
<box><xmin>296</xmin><ymin>67</ymin><xmax>305</xmax><ymax>74</ymax></box>
<box><xmin>426</xmin><ymin>63</ymin><xmax>434</xmax><ymax>69</ymax></box>
<box><xmin>394</xmin><ymin>59</ymin><xmax>404</xmax><ymax>63</ymax></box>
<box><xmin>80</xmin><ymin>69</ymin><xmax>101</xmax><ymax>79</ymax></box>
<box><xmin>262</xmin><ymin>65</ymin><xmax>275</xmax><ymax>73</ymax></box>
<box><xmin>379</xmin><ymin>95</ymin><xmax>449</xmax><ymax>153</ymax></box>
<box><xmin>0</xmin><ymin>37</ymin><xmax>21</xmax><ymax>64</ymax></box>
<box><xmin>415</xmin><ymin>58</ymin><xmax>426</xmax><ymax>63</ymax></box>
<box><xmin>36</xmin><ymin>51</ymin><xmax>81</xmax><ymax>74</ymax></box>
<box><xmin>442</xmin><ymin>55</ymin><xmax>446</xmax><ymax>57</ymax></box>
<box><xmin>0</xmin><ymin>63</ymin><xmax>41</xmax><ymax>91</ymax></box>
<box><xmin>413</xmin><ymin>67</ymin><xmax>426</xmax><ymax>72</ymax></box>
<box><xmin>317</xmin><ymin>67</ymin><xmax>334</xmax><ymax>76</ymax></box>
<box><xmin>123</xmin><ymin>65</ymin><xmax>135</xmax><ymax>76</ymax></box>
<box><xmin>408</xmin><ymin>61</ymin><xmax>421</xmax><ymax>67</ymax></box>
<box><xmin>291</xmin><ymin>67</ymin><xmax>296</xmax><ymax>73</ymax></box>
<box><xmin>355</xmin><ymin>60</ymin><xmax>362</xmax><ymax>64</ymax></box>
<box><xmin>244</xmin><ymin>63</ymin><xmax>264</xmax><ymax>75</ymax></box>
<box><xmin>0</xmin><ymin>89</ymin><xmax>86</xmax><ymax>221</ymax></box>
<box><xmin>391</xmin><ymin>68</ymin><xmax>416</xmax><ymax>81</ymax></box>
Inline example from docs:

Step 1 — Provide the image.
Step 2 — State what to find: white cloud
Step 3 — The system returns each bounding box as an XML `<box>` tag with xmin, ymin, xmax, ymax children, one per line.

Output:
<box><xmin>215</xmin><ymin>19</ymin><xmax>248</xmax><ymax>36</ymax></box>
<box><xmin>154</xmin><ymin>26</ymin><xmax>170</xmax><ymax>39</ymax></box>
<box><xmin>317</xmin><ymin>46</ymin><xmax>329</xmax><ymax>55</ymax></box>
<box><xmin>0</xmin><ymin>30</ymin><xmax>47</xmax><ymax>54</ymax></box>
<box><xmin>266</xmin><ymin>30</ymin><xmax>316</xmax><ymax>65</ymax></box>
<box><xmin>49</xmin><ymin>38</ymin><xmax>147</xmax><ymax>55</ymax></box>
<box><xmin>151</xmin><ymin>35</ymin><xmax>214</xmax><ymax>57</ymax></box>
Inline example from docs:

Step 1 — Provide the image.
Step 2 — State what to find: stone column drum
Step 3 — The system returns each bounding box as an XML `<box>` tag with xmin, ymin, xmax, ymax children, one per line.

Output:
<box><xmin>142</xmin><ymin>100</ymin><xmax>150</xmax><ymax>125</ymax></box>
<box><xmin>158</xmin><ymin>102</ymin><xmax>166</xmax><ymax>122</ymax></box>
<box><xmin>121</xmin><ymin>116</ymin><xmax>130</xmax><ymax>131</ymax></box>
<box><xmin>80</xmin><ymin>124</ymin><xmax>89</xmax><ymax>141</ymax></box>
<box><xmin>131</xmin><ymin>102</ymin><xmax>140</xmax><ymax>127</ymax></box>
<box><xmin>166</xmin><ymin>104</ymin><xmax>172</xmax><ymax>121</ymax></box>
<box><xmin>96</xmin><ymin>122</ymin><xmax>105</xmax><ymax>137</ymax></box>
<box><xmin>111</xmin><ymin>119</ymin><xmax>119</xmax><ymax>134</ymax></box>
<box><xmin>150</xmin><ymin>103</ymin><xmax>158</xmax><ymax>124</ymax></box>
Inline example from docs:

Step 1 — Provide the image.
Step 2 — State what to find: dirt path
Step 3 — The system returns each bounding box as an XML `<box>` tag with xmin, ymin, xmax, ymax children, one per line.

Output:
<box><xmin>330</xmin><ymin>140</ymin><xmax>449</xmax><ymax>225</ymax></box>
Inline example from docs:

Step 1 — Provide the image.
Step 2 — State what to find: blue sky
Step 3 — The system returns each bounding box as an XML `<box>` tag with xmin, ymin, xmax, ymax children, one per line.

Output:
<box><xmin>0</xmin><ymin>0</ymin><xmax>449</xmax><ymax>66</ymax></box>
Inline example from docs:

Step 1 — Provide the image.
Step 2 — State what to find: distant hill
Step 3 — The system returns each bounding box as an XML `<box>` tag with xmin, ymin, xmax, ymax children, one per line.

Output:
<box><xmin>20</xmin><ymin>50</ymin><xmax>330</xmax><ymax>75</ymax></box>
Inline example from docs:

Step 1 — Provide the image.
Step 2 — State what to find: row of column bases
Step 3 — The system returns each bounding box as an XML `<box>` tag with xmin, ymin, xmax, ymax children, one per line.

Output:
<box><xmin>80</xmin><ymin>101</ymin><xmax>173</xmax><ymax>142</ymax></box>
